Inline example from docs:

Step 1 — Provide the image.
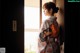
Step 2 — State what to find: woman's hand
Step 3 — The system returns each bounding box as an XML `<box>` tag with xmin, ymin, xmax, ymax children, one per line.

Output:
<box><xmin>44</xmin><ymin>31</ymin><xmax>52</xmax><ymax>37</ymax></box>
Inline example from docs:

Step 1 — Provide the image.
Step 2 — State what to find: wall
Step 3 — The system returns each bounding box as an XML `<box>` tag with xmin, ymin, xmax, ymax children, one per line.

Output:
<box><xmin>56</xmin><ymin>0</ymin><xmax>64</xmax><ymax>27</ymax></box>
<box><xmin>55</xmin><ymin>0</ymin><xmax>64</xmax><ymax>53</ymax></box>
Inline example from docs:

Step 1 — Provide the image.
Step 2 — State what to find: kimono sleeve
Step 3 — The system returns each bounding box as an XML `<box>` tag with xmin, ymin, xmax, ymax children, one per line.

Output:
<box><xmin>39</xmin><ymin>20</ymin><xmax>49</xmax><ymax>42</ymax></box>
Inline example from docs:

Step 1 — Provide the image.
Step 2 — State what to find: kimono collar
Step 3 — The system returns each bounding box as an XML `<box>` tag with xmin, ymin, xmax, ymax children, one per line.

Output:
<box><xmin>48</xmin><ymin>16</ymin><xmax>57</xmax><ymax>21</ymax></box>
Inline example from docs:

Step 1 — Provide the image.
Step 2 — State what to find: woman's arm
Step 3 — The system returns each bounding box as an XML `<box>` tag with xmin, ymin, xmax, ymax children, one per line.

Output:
<box><xmin>39</xmin><ymin>20</ymin><xmax>51</xmax><ymax>42</ymax></box>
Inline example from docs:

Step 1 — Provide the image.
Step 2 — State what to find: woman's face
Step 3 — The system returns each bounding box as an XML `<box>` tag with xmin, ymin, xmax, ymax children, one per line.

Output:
<box><xmin>43</xmin><ymin>7</ymin><xmax>52</xmax><ymax>16</ymax></box>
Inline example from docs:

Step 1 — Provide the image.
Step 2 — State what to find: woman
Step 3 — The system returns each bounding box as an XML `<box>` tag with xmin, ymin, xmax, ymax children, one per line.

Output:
<box><xmin>38</xmin><ymin>2</ymin><xmax>64</xmax><ymax>53</ymax></box>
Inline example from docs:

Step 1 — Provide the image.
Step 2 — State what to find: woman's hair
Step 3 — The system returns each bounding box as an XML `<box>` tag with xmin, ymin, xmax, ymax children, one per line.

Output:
<box><xmin>43</xmin><ymin>2</ymin><xmax>59</xmax><ymax>14</ymax></box>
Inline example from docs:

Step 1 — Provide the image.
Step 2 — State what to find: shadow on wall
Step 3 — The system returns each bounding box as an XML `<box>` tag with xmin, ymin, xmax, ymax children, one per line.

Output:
<box><xmin>56</xmin><ymin>0</ymin><xmax>64</xmax><ymax>27</ymax></box>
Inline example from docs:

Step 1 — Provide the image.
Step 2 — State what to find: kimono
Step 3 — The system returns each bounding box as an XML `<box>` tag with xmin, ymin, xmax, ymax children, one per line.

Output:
<box><xmin>38</xmin><ymin>16</ymin><xmax>64</xmax><ymax>53</ymax></box>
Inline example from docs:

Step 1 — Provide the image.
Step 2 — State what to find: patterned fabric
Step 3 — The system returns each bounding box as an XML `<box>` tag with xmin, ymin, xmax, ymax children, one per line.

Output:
<box><xmin>38</xmin><ymin>16</ymin><xmax>61</xmax><ymax>53</ymax></box>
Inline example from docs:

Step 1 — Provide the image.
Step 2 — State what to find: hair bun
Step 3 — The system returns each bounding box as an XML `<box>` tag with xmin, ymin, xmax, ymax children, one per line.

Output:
<box><xmin>55</xmin><ymin>7</ymin><xmax>59</xmax><ymax>13</ymax></box>
<box><xmin>56</xmin><ymin>7</ymin><xmax>59</xmax><ymax>10</ymax></box>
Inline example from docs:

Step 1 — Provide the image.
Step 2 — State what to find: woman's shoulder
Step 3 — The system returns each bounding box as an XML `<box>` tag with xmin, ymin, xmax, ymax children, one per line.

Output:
<box><xmin>43</xmin><ymin>19</ymin><xmax>50</xmax><ymax>24</ymax></box>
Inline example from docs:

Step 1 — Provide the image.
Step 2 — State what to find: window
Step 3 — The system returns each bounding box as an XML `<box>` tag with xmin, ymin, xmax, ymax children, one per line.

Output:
<box><xmin>24</xmin><ymin>7</ymin><xmax>40</xmax><ymax>29</ymax></box>
<box><xmin>24</xmin><ymin>0</ymin><xmax>53</xmax><ymax>53</ymax></box>
<box><xmin>24</xmin><ymin>0</ymin><xmax>40</xmax><ymax>53</ymax></box>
